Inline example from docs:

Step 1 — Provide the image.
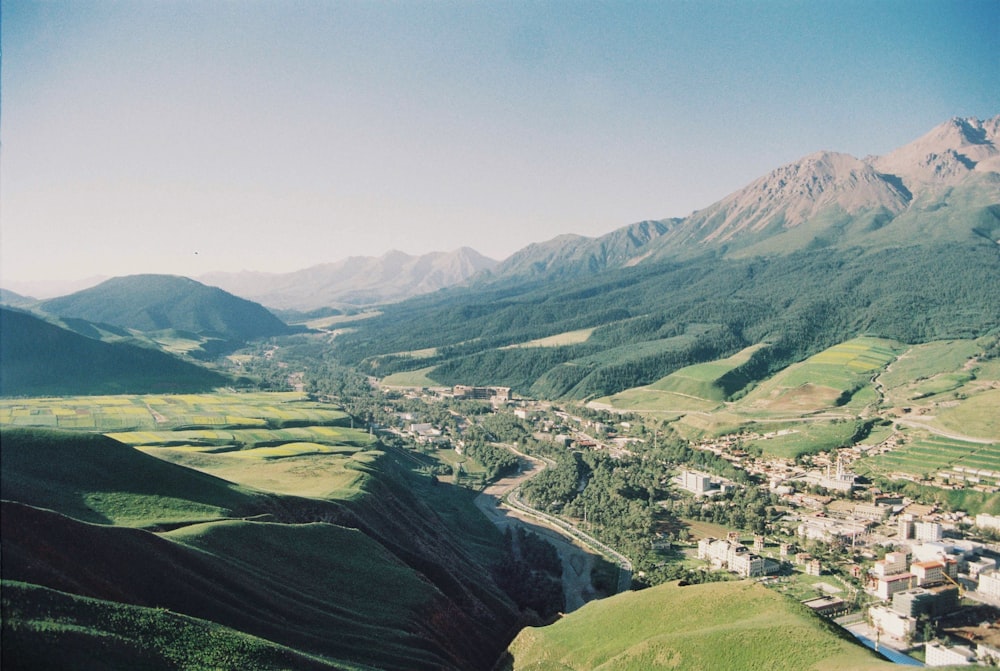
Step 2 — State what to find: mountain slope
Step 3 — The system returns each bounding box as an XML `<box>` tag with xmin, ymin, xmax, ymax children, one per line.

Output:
<box><xmin>0</xmin><ymin>427</ymin><xmax>521</xmax><ymax>670</ymax></box>
<box><xmin>480</xmin><ymin>219</ymin><xmax>676</xmax><ymax>282</ymax></box>
<box><xmin>201</xmin><ymin>247</ymin><xmax>498</xmax><ymax>310</ymax></box>
<box><xmin>41</xmin><ymin>275</ymin><xmax>292</xmax><ymax>341</ymax></box>
<box><xmin>0</xmin><ymin>307</ymin><xmax>229</xmax><ymax>396</ymax></box>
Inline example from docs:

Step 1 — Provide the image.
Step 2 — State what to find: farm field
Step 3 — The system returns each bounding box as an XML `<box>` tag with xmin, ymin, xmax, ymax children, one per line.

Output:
<box><xmin>855</xmin><ymin>430</ymin><xmax>1000</xmax><ymax>481</ymax></box>
<box><xmin>502</xmin><ymin>328</ymin><xmax>596</xmax><ymax>349</ymax></box>
<box><xmin>0</xmin><ymin>391</ymin><xmax>350</xmax><ymax>431</ymax></box>
<box><xmin>736</xmin><ymin>337</ymin><xmax>901</xmax><ymax>415</ymax></box>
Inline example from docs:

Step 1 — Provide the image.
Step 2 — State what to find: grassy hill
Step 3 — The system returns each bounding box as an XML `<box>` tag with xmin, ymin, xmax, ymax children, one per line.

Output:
<box><xmin>503</xmin><ymin>580</ymin><xmax>898</xmax><ymax>671</ymax></box>
<box><xmin>41</xmin><ymin>274</ymin><xmax>292</xmax><ymax>342</ymax></box>
<box><xmin>0</xmin><ymin>426</ymin><xmax>520</xmax><ymax>670</ymax></box>
<box><xmin>0</xmin><ymin>307</ymin><xmax>229</xmax><ymax>396</ymax></box>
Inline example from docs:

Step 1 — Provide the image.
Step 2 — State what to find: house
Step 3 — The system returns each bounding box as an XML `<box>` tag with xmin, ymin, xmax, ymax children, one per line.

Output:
<box><xmin>911</xmin><ymin>560</ymin><xmax>946</xmax><ymax>587</ymax></box>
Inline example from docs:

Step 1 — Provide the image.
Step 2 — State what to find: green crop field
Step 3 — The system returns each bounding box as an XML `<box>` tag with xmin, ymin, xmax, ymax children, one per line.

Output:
<box><xmin>505</xmin><ymin>580</ymin><xmax>896</xmax><ymax>671</ymax></box>
<box><xmin>857</xmin><ymin>431</ymin><xmax>1000</xmax><ymax>480</ymax></box>
<box><xmin>744</xmin><ymin>420</ymin><xmax>863</xmax><ymax>459</ymax></box>
<box><xmin>737</xmin><ymin>337</ymin><xmax>901</xmax><ymax>415</ymax></box>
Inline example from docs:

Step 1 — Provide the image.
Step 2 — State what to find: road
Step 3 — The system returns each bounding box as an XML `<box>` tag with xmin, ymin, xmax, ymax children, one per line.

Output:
<box><xmin>473</xmin><ymin>446</ymin><xmax>633</xmax><ymax>611</ymax></box>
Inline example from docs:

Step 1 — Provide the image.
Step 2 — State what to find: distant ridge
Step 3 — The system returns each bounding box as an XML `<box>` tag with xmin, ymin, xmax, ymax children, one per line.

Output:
<box><xmin>40</xmin><ymin>274</ymin><xmax>292</xmax><ymax>342</ymax></box>
<box><xmin>201</xmin><ymin>247</ymin><xmax>498</xmax><ymax>310</ymax></box>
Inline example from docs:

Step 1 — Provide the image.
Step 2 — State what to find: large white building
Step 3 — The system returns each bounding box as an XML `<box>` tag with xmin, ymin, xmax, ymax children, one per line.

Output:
<box><xmin>979</xmin><ymin>570</ymin><xmax>1000</xmax><ymax>600</ymax></box>
<box><xmin>915</xmin><ymin>521</ymin><xmax>943</xmax><ymax>542</ymax></box>
<box><xmin>869</xmin><ymin>605</ymin><xmax>916</xmax><ymax>640</ymax></box>
<box><xmin>871</xmin><ymin>551</ymin><xmax>908</xmax><ymax>578</ymax></box>
<box><xmin>697</xmin><ymin>537</ymin><xmax>774</xmax><ymax>578</ymax></box>
<box><xmin>925</xmin><ymin>642</ymin><xmax>976</xmax><ymax>667</ymax></box>
<box><xmin>977</xmin><ymin>513</ymin><xmax>1000</xmax><ymax>532</ymax></box>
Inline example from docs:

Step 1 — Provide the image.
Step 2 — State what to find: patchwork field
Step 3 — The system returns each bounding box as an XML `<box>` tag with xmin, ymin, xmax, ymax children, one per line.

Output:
<box><xmin>856</xmin><ymin>430</ymin><xmax>1000</xmax><ymax>480</ymax></box>
<box><xmin>737</xmin><ymin>337</ymin><xmax>901</xmax><ymax>415</ymax></box>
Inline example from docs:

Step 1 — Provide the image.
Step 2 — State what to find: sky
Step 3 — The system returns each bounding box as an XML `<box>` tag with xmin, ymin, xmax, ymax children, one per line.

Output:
<box><xmin>2</xmin><ymin>0</ymin><xmax>998</xmax><ymax>288</ymax></box>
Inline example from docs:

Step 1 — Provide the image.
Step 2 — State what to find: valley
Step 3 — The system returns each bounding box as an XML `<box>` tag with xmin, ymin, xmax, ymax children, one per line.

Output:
<box><xmin>3</xmin><ymin>114</ymin><xmax>1000</xmax><ymax>669</ymax></box>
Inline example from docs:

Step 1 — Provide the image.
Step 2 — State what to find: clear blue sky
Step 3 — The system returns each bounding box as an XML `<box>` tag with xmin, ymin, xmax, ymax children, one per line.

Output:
<box><xmin>2</xmin><ymin>0</ymin><xmax>997</xmax><ymax>284</ymax></box>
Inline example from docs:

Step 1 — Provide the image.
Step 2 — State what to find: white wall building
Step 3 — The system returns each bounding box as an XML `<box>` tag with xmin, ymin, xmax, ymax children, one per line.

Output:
<box><xmin>868</xmin><ymin>605</ymin><xmax>916</xmax><ymax>640</ymax></box>
<box><xmin>915</xmin><ymin>521</ymin><xmax>943</xmax><ymax>542</ymax></box>
<box><xmin>976</xmin><ymin>513</ymin><xmax>1000</xmax><ymax>532</ymax></box>
<box><xmin>979</xmin><ymin>570</ymin><xmax>1000</xmax><ymax>600</ymax></box>
<box><xmin>925</xmin><ymin>642</ymin><xmax>975</xmax><ymax>666</ymax></box>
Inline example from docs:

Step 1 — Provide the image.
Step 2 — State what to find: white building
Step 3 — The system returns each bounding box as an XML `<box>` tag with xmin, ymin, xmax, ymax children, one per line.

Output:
<box><xmin>976</xmin><ymin>513</ymin><xmax>1000</xmax><ymax>532</ymax></box>
<box><xmin>925</xmin><ymin>642</ymin><xmax>976</xmax><ymax>666</ymax></box>
<box><xmin>678</xmin><ymin>470</ymin><xmax>721</xmax><ymax>496</ymax></box>
<box><xmin>697</xmin><ymin>537</ymin><xmax>772</xmax><ymax>578</ymax></box>
<box><xmin>874</xmin><ymin>573</ymin><xmax>915</xmax><ymax>601</ymax></box>
<box><xmin>979</xmin><ymin>570</ymin><xmax>1000</xmax><ymax>600</ymax></box>
<box><xmin>915</xmin><ymin>521</ymin><xmax>943</xmax><ymax>542</ymax></box>
<box><xmin>871</xmin><ymin>551</ymin><xmax>908</xmax><ymax>578</ymax></box>
<box><xmin>869</xmin><ymin>604</ymin><xmax>916</xmax><ymax>640</ymax></box>
<box><xmin>968</xmin><ymin>556</ymin><xmax>997</xmax><ymax>578</ymax></box>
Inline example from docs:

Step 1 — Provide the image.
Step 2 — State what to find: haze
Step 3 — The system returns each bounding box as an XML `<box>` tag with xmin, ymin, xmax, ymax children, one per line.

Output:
<box><xmin>1</xmin><ymin>0</ymin><xmax>997</xmax><ymax>285</ymax></box>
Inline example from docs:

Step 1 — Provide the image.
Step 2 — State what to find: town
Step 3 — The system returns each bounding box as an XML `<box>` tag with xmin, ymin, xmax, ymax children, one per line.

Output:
<box><xmin>377</xmin><ymin>382</ymin><xmax>1000</xmax><ymax>667</ymax></box>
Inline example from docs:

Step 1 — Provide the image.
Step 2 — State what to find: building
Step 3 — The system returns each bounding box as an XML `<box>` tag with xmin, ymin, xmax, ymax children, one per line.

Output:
<box><xmin>874</xmin><ymin>573</ymin><xmax>915</xmax><ymax>601</ymax></box>
<box><xmin>869</xmin><ymin>604</ymin><xmax>916</xmax><ymax>640</ymax></box>
<box><xmin>452</xmin><ymin>385</ymin><xmax>511</xmax><ymax>402</ymax></box>
<box><xmin>805</xmin><ymin>559</ymin><xmax>822</xmax><ymax>576</ymax></box>
<box><xmin>977</xmin><ymin>513</ymin><xmax>1000</xmax><ymax>532</ymax></box>
<box><xmin>892</xmin><ymin>586</ymin><xmax>959</xmax><ymax>618</ymax></box>
<box><xmin>979</xmin><ymin>570</ymin><xmax>1000</xmax><ymax>600</ymax></box>
<box><xmin>697</xmin><ymin>537</ymin><xmax>775</xmax><ymax>578</ymax></box>
<box><xmin>925</xmin><ymin>642</ymin><xmax>976</xmax><ymax>667</ymax></box>
<box><xmin>853</xmin><ymin>502</ymin><xmax>890</xmax><ymax>522</ymax></box>
<box><xmin>677</xmin><ymin>470</ymin><xmax>723</xmax><ymax>496</ymax></box>
<box><xmin>968</xmin><ymin>556</ymin><xmax>997</xmax><ymax>578</ymax></box>
<box><xmin>871</xmin><ymin>551</ymin><xmax>908</xmax><ymax>578</ymax></box>
<box><xmin>911</xmin><ymin>560</ymin><xmax>946</xmax><ymax>587</ymax></box>
<box><xmin>898</xmin><ymin>514</ymin><xmax>914</xmax><ymax>540</ymax></box>
<box><xmin>915</xmin><ymin>521</ymin><xmax>943</xmax><ymax>542</ymax></box>
<box><xmin>802</xmin><ymin>596</ymin><xmax>846</xmax><ymax>617</ymax></box>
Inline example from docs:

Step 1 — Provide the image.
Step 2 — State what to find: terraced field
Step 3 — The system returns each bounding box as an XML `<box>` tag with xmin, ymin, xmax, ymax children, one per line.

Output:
<box><xmin>857</xmin><ymin>432</ymin><xmax>1000</xmax><ymax>480</ymax></box>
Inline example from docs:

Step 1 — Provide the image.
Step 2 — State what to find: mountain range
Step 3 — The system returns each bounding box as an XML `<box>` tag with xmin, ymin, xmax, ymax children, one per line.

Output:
<box><xmin>200</xmin><ymin>247</ymin><xmax>498</xmax><ymax>311</ymax></box>
<box><xmin>329</xmin><ymin>116</ymin><xmax>1000</xmax><ymax>400</ymax></box>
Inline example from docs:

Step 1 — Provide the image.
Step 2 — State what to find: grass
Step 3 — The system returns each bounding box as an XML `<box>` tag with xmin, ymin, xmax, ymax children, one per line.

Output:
<box><xmin>505</xmin><ymin>580</ymin><xmax>897</xmax><ymax>671</ymax></box>
<box><xmin>501</xmin><ymin>328</ymin><xmax>596</xmax><ymax>348</ymax></box>
<box><xmin>737</xmin><ymin>337</ymin><xmax>900</xmax><ymax>415</ymax></box>
<box><xmin>745</xmin><ymin>420</ymin><xmax>862</xmax><ymax>459</ymax></box>
<box><xmin>1</xmin><ymin>580</ymin><xmax>352</xmax><ymax>671</ymax></box>
<box><xmin>380</xmin><ymin>366</ymin><xmax>441</xmax><ymax>387</ymax></box>
<box><xmin>596</xmin><ymin>344</ymin><xmax>767</xmax><ymax>413</ymax></box>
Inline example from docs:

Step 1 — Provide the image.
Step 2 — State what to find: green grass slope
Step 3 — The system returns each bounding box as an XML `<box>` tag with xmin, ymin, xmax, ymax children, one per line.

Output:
<box><xmin>1</xmin><ymin>581</ymin><xmax>349</xmax><ymax>671</ymax></box>
<box><xmin>504</xmin><ymin>580</ymin><xmax>898</xmax><ymax>671</ymax></box>
<box><xmin>0</xmin><ymin>427</ymin><xmax>521</xmax><ymax>670</ymax></box>
<box><xmin>0</xmin><ymin>308</ymin><xmax>229</xmax><ymax>396</ymax></box>
<box><xmin>0</xmin><ymin>427</ymin><xmax>260</xmax><ymax>526</ymax></box>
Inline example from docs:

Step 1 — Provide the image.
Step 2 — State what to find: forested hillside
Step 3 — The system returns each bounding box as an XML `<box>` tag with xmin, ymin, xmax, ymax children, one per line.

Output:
<box><xmin>332</xmin><ymin>241</ymin><xmax>1000</xmax><ymax>399</ymax></box>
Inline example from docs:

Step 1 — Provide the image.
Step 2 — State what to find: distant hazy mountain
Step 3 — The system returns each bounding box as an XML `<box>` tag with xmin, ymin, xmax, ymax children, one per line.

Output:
<box><xmin>0</xmin><ymin>289</ymin><xmax>37</xmax><ymax>308</ymax></box>
<box><xmin>0</xmin><ymin>307</ymin><xmax>228</xmax><ymax>395</ymax></box>
<box><xmin>1</xmin><ymin>276</ymin><xmax>108</xmax><ymax>300</ymax></box>
<box><xmin>40</xmin><ymin>275</ymin><xmax>292</xmax><ymax>341</ymax></box>
<box><xmin>201</xmin><ymin>247</ymin><xmax>497</xmax><ymax>310</ymax></box>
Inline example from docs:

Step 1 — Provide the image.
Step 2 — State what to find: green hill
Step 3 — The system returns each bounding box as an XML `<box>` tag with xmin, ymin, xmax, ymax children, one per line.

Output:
<box><xmin>0</xmin><ymin>427</ymin><xmax>520</xmax><ymax>670</ymax></box>
<box><xmin>503</xmin><ymin>580</ymin><xmax>897</xmax><ymax>671</ymax></box>
<box><xmin>0</xmin><ymin>308</ymin><xmax>229</xmax><ymax>396</ymax></box>
<box><xmin>41</xmin><ymin>274</ymin><xmax>292</xmax><ymax>342</ymax></box>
